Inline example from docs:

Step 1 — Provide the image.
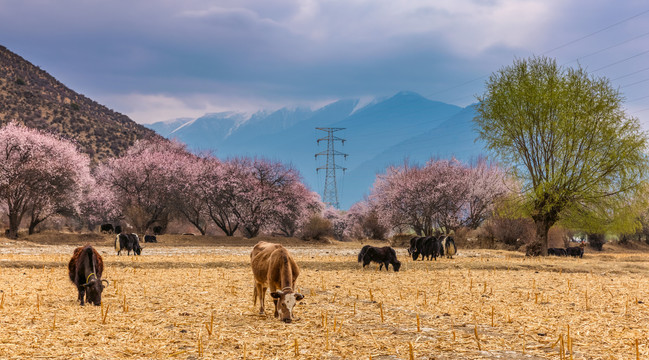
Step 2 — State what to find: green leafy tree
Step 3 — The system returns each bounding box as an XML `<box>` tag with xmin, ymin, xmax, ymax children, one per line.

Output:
<box><xmin>474</xmin><ymin>56</ymin><xmax>649</xmax><ymax>255</ymax></box>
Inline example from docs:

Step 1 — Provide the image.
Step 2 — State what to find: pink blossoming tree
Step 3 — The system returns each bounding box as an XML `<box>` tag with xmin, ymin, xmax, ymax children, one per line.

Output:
<box><xmin>0</xmin><ymin>122</ymin><xmax>92</xmax><ymax>238</ymax></box>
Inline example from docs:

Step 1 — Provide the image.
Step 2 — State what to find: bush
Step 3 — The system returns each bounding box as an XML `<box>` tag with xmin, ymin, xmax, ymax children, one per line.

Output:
<box><xmin>301</xmin><ymin>215</ymin><xmax>332</xmax><ymax>241</ymax></box>
<box><xmin>587</xmin><ymin>233</ymin><xmax>605</xmax><ymax>251</ymax></box>
<box><xmin>481</xmin><ymin>215</ymin><xmax>535</xmax><ymax>246</ymax></box>
<box><xmin>524</xmin><ymin>241</ymin><xmax>543</xmax><ymax>256</ymax></box>
<box><xmin>349</xmin><ymin>211</ymin><xmax>388</xmax><ymax>240</ymax></box>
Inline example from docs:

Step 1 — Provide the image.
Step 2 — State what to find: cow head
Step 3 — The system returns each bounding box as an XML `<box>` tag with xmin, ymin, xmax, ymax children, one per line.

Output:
<box><xmin>270</xmin><ymin>290</ymin><xmax>304</xmax><ymax>323</ymax></box>
<box><xmin>393</xmin><ymin>260</ymin><xmax>402</xmax><ymax>272</ymax></box>
<box><xmin>83</xmin><ymin>279</ymin><xmax>109</xmax><ymax>306</ymax></box>
<box><xmin>135</xmin><ymin>244</ymin><xmax>142</xmax><ymax>255</ymax></box>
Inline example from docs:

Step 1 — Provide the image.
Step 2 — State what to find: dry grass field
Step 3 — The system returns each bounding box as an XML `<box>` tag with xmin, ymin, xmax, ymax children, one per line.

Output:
<box><xmin>0</xmin><ymin>234</ymin><xmax>648</xmax><ymax>359</ymax></box>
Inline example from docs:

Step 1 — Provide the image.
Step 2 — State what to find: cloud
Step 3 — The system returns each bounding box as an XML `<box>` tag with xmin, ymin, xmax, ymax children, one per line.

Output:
<box><xmin>0</xmin><ymin>0</ymin><xmax>647</xmax><ymax>127</ymax></box>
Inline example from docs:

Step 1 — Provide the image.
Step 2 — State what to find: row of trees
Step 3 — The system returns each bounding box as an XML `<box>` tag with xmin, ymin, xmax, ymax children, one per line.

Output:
<box><xmin>0</xmin><ymin>122</ymin><xmax>324</xmax><ymax>238</ymax></box>
<box><xmin>0</xmin><ymin>120</ymin><xmax>512</xmax><ymax>240</ymax></box>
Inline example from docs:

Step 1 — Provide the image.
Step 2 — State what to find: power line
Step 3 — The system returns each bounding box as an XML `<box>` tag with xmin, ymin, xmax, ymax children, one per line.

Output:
<box><xmin>591</xmin><ymin>49</ymin><xmax>649</xmax><ymax>72</ymax></box>
<box><xmin>542</xmin><ymin>9</ymin><xmax>649</xmax><ymax>55</ymax></box>
<box><xmin>611</xmin><ymin>66</ymin><xmax>649</xmax><ymax>81</ymax></box>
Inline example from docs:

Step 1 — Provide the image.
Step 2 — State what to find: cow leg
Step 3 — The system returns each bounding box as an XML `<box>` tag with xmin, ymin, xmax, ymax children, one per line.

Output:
<box><xmin>384</xmin><ymin>262</ymin><xmax>390</xmax><ymax>271</ymax></box>
<box><xmin>77</xmin><ymin>286</ymin><xmax>85</xmax><ymax>306</ymax></box>
<box><xmin>268</xmin><ymin>286</ymin><xmax>280</xmax><ymax>318</ymax></box>
<box><xmin>256</xmin><ymin>283</ymin><xmax>266</xmax><ymax>315</ymax></box>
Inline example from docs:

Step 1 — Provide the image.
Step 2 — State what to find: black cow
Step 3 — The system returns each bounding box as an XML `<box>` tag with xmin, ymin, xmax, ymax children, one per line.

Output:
<box><xmin>114</xmin><ymin>225</ymin><xmax>122</xmax><ymax>234</ymax></box>
<box><xmin>407</xmin><ymin>236</ymin><xmax>418</xmax><ymax>255</ymax></box>
<box><xmin>68</xmin><ymin>245</ymin><xmax>109</xmax><ymax>306</ymax></box>
<box><xmin>152</xmin><ymin>226</ymin><xmax>162</xmax><ymax>235</ymax></box>
<box><xmin>566</xmin><ymin>246</ymin><xmax>584</xmax><ymax>258</ymax></box>
<box><xmin>100</xmin><ymin>223</ymin><xmax>114</xmax><ymax>234</ymax></box>
<box><xmin>115</xmin><ymin>233</ymin><xmax>142</xmax><ymax>255</ymax></box>
<box><xmin>548</xmin><ymin>248</ymin><xmax>567</xmax><ymax>256</ymax></box>
<box><xmin>421</xmin><ymin>236</ymin><xmax>442</xmax><ymax>261</ymax></box>
<box><xmin>144</xmin><ymin>235</ymin><xmax>157</xmax><ymax>243</ymax></box>
<box><xmin>358</xmin><ymin>245</ymin><xmax>401</xmax><ymax>271</ymax></box>
<box><xmin>411</xmin><ymin>237</ymin><xmax>428</xmax><ymax>261</ymax></box>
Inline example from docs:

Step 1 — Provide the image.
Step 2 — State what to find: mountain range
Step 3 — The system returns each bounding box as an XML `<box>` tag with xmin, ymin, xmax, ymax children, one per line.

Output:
<box><xmin>147</xmin><ymin>91</ymin><xmax>487</xmax><ymax>208</ymax></box>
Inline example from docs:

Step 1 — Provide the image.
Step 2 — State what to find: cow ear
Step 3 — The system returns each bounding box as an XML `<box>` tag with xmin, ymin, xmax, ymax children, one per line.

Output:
<box><xmin>270</xmin><ymin>291</ymin><xmax>282</xmax><ymax>299</ymax></box>
<box><xmin>295</xmin><ymin>293</ymin><xmax>304</xmax><ymax>301</ymax></box>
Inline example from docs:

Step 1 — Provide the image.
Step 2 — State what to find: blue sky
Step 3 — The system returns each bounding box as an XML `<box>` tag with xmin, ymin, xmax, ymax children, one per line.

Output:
<box><xmin>1</xmin><ymin>0</ymin><xmax>649</xmax><ymax>127</ymax></box>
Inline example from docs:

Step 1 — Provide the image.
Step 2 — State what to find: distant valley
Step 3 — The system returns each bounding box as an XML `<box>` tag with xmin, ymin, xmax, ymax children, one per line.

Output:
<box><xmin>147</xmin><ymin>91</ymin><xmax>487</xmax><ymax>209</ymax></box>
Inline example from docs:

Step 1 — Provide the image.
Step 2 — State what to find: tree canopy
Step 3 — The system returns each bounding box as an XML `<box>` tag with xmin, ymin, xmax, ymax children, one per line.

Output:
<box><xmin>474</xmin><ymin>56</ymin><xmax>649</xmax><ymax>254</ymax></box>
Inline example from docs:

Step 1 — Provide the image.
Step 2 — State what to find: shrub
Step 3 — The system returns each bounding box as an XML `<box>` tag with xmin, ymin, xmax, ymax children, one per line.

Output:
<box><xmin>587</xmin><ymin>233</ymin><xmax>605</xmax><ymax>251</ymax></box>
<box><xmin>481</xmin><ymin>215</ymin><xmax>535</xmax><ymax>246</ymax></box>
<box><xmin>301</xmin><ymin>215</ymin><xmax>332</xmax><ymax>241</ymax></box>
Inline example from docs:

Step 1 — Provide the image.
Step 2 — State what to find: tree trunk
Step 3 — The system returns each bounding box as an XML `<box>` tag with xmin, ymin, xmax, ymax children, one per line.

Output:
<box><xmin>7</xmin><ymin>211</ymin><xmax>21</xmax><ymax>239</ymax></box>
<box><xmin>533</xmin><ymin>218</ymin><xmax>552</xmax><ymax>256</ymax></box>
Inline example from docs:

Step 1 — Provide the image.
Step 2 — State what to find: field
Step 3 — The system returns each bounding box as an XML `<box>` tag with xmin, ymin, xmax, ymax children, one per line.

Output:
<box><xmin>0</xmin><ymin>234</ymin><xmax>648</xmax><ymax>359</ymax></box>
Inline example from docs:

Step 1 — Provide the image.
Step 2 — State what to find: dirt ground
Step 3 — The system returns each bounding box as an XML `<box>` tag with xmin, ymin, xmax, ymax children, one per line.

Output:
<box><xmin>0</xmin><ymin>233</ymin><xmax>647</xmax><ymax>359</ymax></box>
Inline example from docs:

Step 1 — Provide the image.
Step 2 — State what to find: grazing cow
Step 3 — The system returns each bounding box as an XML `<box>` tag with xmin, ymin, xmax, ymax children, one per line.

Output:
<box><xmin>251</xmin><ymin>241</ymin><xmax>304</xmax><ymax>323</ymax></box>
<box><xmin>566</xmin><ymin>245</ymin><xmax>584</xmax><ymax>258</ymax></box>
<box><xmin>68</xmin><ymin>245</ymin><xmax>109</xmax><ymax>306</ymax></box>
<box><xmin>152</xmin><ymin>226</ymin><xmax>162</xmax><ymax>235</ymax></box>
<box><xmin>548</xmin><ymin>248</ymin><xmax>567</xmax><ymax>256</ymax></box>
<box><xmin>358</xmin><ymin>245</ymin><xmax>401</xmax><ymax>271</ymax></box>
<box><xmin>441</xmin><ymin>236</ymin><xmax>457</xmax><ymax>259</ymax></box>
<box><xmin>115</xmin><ymin>233</ymin><xmax>142</xmax><ymax>255</ymax></box>
<box><xmin>421</xmin><ymin>236</ymin><xmax>442</xmax><ymax>261</ymax></box>
<box><xmin>114</xmin><ymin>225</ymin><xmax>122</xmax><ymax>234</ymax></box>
<box><xmin>144</xmin><ymin>235</ymin><xmax>157</xmax><ymax>243</ymax></box>
<box><xmin>407</xmin><ymin>236</ymin><xmax>418</xmax><ymax>255</ymax></box>
<box><xmin>411</xmin><ymin>237</ymin><xmax>427</xmax><ymax>261</ymax></box>
<box><xmin>100</xmin><ymin>223</ymin><xmax>114</xmax><ymax>234</ymax></box>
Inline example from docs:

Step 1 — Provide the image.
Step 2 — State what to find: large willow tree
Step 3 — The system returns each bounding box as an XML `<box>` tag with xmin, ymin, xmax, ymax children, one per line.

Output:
<box><xmin>474</xmin><ymin>56</ymin><xmax>649</xmax><ymax>255</ymax></box>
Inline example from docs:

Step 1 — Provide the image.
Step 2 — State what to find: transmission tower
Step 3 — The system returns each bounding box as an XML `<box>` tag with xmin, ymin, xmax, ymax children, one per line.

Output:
<box><xmin>315</xmin><ymin>127</ymin><xmax>347</xmax><ymax>209</ymax></box>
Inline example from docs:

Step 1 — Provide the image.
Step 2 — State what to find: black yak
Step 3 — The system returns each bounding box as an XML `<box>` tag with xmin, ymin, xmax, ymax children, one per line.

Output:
<box><xmin>358</xmin><ymin>245</ymin><xmax>401</xmax><ymax>272</ymax></box>
<box><xmin>68</xmin><ymin>245</ymin><xmax>108</xmax><ymax>306</ymax></box>
<box><xmin>411</xmin><ymin>237</ymin><xmax>427</xmax><ymax>261</ymax></box>
<box><xmin>548</xmin><ymin>248</ymin><xmax>567</xmax><ymax>256</ymax></box>
<box><xmin>100</xmin><ymin>223</ymin><xmax>114</xmax><ymax>234</ymax></box>
<box><xmin>115</xmin><ymin>233</ymin><xmax>142</xmax><ymax>255</ymax></box>
<box><xmin>421</xmin><ymin>236</ymin><xmax>442</xmax><ymax>261</ymax></box>
<box><xmin>566</xmin><ymin>245</ymin><xmax>584</xmax><ymax>258</ymax></box>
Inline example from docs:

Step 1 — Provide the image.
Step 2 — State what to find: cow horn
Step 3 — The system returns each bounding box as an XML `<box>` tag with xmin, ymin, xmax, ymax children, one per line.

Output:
<box><xmin>102</xmin><ymin>279</ymin><xmax>109</xmax><ymax>287</ymax></box>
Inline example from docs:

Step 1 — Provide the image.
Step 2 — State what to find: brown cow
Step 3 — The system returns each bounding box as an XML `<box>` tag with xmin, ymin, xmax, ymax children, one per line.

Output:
<box><xmin>68</xmin><ymin>245</ymin><xmax>108</xmax><ymax>306</ymax></box>
<box><xmin>250</xmin><ymin>241</ymin><xmax>304</xmax><ymax>323</ymax></box>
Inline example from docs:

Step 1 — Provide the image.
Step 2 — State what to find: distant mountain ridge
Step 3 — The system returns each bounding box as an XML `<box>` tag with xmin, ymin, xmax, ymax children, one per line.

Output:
<box><xmin>148</xmin><ymin>92</ymin><xmax>487</xmax><ymax>208</ymax></box>
<box><xmin>0</xmin><ymin>45</ymin><xmax>160</xmax><ymax>161</ymax></box>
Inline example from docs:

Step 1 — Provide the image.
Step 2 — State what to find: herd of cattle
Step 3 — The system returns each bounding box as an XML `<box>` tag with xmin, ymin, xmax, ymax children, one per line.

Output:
<box><xmin>548</xmin><ymin>244</ymin><xmax>585</xmax><ymax>258</ymax></box>
<box><xmin>67</xmin><ymin>231</ymin><xmax>586</xmax><ymax>323</ymax></box>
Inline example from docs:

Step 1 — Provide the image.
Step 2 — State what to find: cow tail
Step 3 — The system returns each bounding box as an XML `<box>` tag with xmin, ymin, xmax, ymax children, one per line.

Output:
<box><xmin>358</xmin><ymin>246</ymin><xmax>369</xmax><ymax>263</ymax></box>
<box><xmin>253</xmin><ymin>284</ymin><xmax>257</xmax><ymax>306</ymax></box>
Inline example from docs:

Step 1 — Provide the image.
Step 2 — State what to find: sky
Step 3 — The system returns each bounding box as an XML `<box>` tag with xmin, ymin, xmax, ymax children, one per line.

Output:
<box><xmin>1</xmin><ymin>0</ymin><xmax>649</xmax><ymax>127</ymax></box>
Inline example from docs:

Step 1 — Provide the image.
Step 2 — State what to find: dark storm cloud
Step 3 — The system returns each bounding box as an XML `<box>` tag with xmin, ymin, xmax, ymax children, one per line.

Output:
<box><xmin>0</xmin><ymin>0</ymin><xmax>647</xmax><ymax>124</ymax></box>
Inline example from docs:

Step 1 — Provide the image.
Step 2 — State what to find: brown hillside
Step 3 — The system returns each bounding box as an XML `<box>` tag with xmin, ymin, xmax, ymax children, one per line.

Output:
<box><xmin>0</xmin><ymin>45</ymin><xmax>161</xmax><ymax>161</ymax></box>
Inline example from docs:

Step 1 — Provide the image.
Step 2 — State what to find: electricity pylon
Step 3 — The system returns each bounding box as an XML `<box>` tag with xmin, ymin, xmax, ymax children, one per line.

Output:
<box><xmin>315</xmin><ymin>127</ymin><xmax>347</xmax><ymax>209</ymax></box>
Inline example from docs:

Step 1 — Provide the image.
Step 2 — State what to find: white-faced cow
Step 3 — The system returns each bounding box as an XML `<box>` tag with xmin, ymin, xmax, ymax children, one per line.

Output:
<box><xmin>250</xmin><ymin>241</ymin><xmax>304</xmax><ymax>323</ymax></box>
<box><xmin>68</xmin><ymin>245</ymin><xmax>109</xmax><ymax>306</ymax></box>
<box><xmin>115</xmin><ymin>233</ymin><xmax>142</xmax><ymax>255</ymax></box>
